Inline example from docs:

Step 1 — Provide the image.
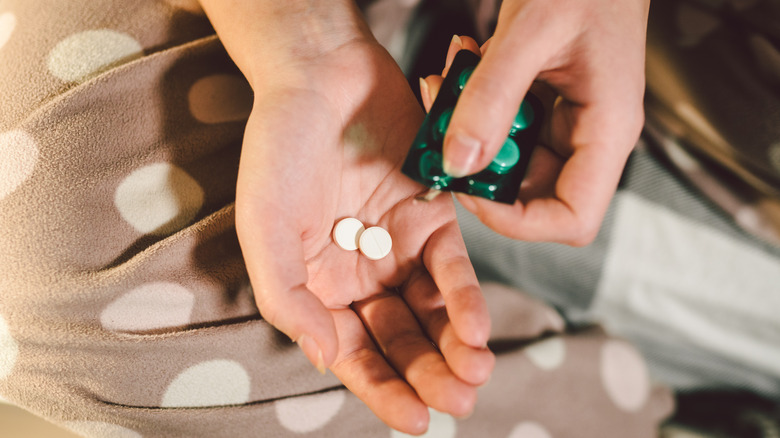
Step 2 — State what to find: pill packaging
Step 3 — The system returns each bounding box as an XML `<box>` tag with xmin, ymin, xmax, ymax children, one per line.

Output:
<box><xmin>401</xmin><ymin>50</ymin><xmax>544</xmax><ymax>204</ymax></box>
<box><xmin>332</xmin><ymin>218</ymin><xmax>392</xmax><ymax>261</ymax></box>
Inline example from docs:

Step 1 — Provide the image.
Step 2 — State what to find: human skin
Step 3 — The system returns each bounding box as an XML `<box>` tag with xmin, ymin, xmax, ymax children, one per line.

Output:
<box><xmin>195</xmin><ymin>0</ymin><xmax>650</xmax><ymax>432</ymax></box>
<box><xmin>438</xmin><ymin>0</ymin><xmax>651</xmax><ymax>246</ymax></box>
<box><xmin>197</xmin><ymin>0</ymin><xmax>494</xmax><ymax>434</ymax></box>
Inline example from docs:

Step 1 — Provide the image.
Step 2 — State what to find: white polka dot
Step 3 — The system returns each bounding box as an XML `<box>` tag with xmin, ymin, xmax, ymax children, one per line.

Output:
<box><xmin>275</xmin><ymin>390</ymin><xmax>345</xmax><ymax>433</ymax></box>
<box><xmin>0</xmin><ymin>314</ymin><xmax>19</xmax><ymax>380</ymax></box>
<box><xmin>769</xmin><ymin>142</ymin><xmax>780</xmax><ymax>174</ymax></box>
<box><xmin>188</xmin><ymin>74</ymin><xmax>252</xmax><ymax>124</ymax></box>
<box><xmin>600</xmin><ymin>340</ymin><xmax>650</xmax><ymax>412</ymax></box>
<box><xmin>100</xmin><ymin>282</ymin><xmax>195</xmax><ymax>332</ymax></box>
<box><xmin>64</xmin><ymin>421</ymin><xmax>142</xmax><ymax>438</ymax></box>
<box><xmin>508</xmin><ymin>422</ymin><xmax>553</xmax><ymax>438</ymax></box>
<box><xmin>47</xmin><ymin>29</ymin><xmax>142</xmax><ymax>82</ymax></box>
<box><xmin>114</xmin><ymin>162</ymin><xmax>204</xmax><ymax>235</ymax></box>
<box><xmin>391</xmin><ymin>409</ymin><xmax>457</xmax><ymax>438</ymax></box>
<box><xmin>524</xmin><ymin>337</ymin><xmax>566</xmax><ymax>371</ymax></box>
<box><xmin>161</xmin><ymin>359</ymin><xmax>251</xmax><ymax>407</ymax></box>
<box><xmin>0</xmin><ymin>130</ymin><xmax>39</xmax><ymax>201</ymax></box>
<box><xmin>0</xmin><ymin>12</ymin><xmax>16</xmax><ymax>51</ymax></box>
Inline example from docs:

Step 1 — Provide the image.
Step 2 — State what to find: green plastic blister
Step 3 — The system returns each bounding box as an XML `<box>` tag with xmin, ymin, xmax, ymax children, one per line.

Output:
<box><xmin>402</xmin><ymin>50</ymin><xmax>544</xmax><ymax>204</ymax></box>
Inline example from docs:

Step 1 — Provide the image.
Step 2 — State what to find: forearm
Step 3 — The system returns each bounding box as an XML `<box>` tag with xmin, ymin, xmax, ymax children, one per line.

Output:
<box><xmin>198</xmin><ymin>0</ymin><xmax>371</xmax><ymax>89</ymax></box>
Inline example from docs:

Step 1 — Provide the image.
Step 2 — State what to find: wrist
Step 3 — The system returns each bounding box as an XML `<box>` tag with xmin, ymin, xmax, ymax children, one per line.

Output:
<box><xmin>199</xmin><ymin>0</ymin><xmax>371</xmax><ymax>89</ymax></box>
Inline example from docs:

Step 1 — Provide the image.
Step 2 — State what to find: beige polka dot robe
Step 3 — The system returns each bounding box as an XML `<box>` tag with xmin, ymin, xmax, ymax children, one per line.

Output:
<box><xmin>0</xmin><ymin>1</ymin><xmax>673</xmax><ymax>436</ymax></box>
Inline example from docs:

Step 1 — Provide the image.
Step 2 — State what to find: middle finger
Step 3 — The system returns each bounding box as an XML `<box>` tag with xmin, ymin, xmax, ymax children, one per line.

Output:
<box><xmin>351</xmin><ymin>291</ymin><xmax>478</xmax><ymax>418</ymax></box>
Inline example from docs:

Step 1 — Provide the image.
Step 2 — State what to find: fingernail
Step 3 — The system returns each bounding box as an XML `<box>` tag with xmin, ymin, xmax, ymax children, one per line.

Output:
<box><xmin>419</xmin><ymin>77</ymin><xmax>429</xmax><ymax>101</ymax></box>
<box><xmin>451</xmin><ymin>34</ymin><xmax>463</xmax><ymax>51</ymax></box>
<box><xmin>443</xmin><ymin>132</ymin><xmax>481</xmax><ymax>177</ymax></box>
<box><xmin>296</xmin><ymin>334</ymin><xmax>326</xmax><ymax>375</ymax></box>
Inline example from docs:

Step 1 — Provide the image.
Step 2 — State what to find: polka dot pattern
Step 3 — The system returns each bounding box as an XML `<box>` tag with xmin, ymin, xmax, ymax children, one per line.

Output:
<box><xmin>161</xmin><ymin>359</ymin><xmax>251</xmax><ymax>408</ymax></box>
<box><xmin>0</xmin><ymin>130</ymin><xmax>39</xmax><ymax>201</ymax></box>
<box><xmin>391</xmin><ymin>409</ymin><xmax>457</xmax><ymax>438</ymax></box>
<box><xmin>64</xmin><ymin>421</ymin><xmax>142</xmax><ymax>438</ymax></box>
<box><xmin>508</xmin><ymin>422</ymin><xmax>553</xmax><ymax>438</ymax></box>
<box><xmin>114</xmin><ymin>162</ymin><xmax>204</xmax><ymax>235</ymax></box>
<box><xmin>0</xmin><ymin>12</ymin><xmax>16</xmax><ymax>51</ymax></box>
<box><xmin>47</xmin><ymin>29</ymin><xmax>143</xmax><ymax>82</ymax></box>
<box><xmin>524</xmin><ymin>337</ymin><xmax>566</xmax><ymax>371</ymax></box>
<box><xmin>187</xmin><ymin>74</ymin><xmax>252</xmax><ymax>124</ymax></box>
<box><xmin>0</xmin><ymin>2</ymin><xmax>677</xmax><ymax>435</ymax></box>
<box><xmin>100</xmin><ymin>282</ymin><xmax>195</xmax><ymax>332</ymax></box>
<box><xmin>600</xmin><ymin>340</ymin><xmax>650</xmax><ymax>412</ymax></box>
<box><xmin>275</xmin><ymin>390</ymin><xmax>345</xmax><ymax>433</ymax></box>
<box><xmin>0</xmin><ymin>314</ymin><xmax>19</xmax><ymax>380</ymax></box>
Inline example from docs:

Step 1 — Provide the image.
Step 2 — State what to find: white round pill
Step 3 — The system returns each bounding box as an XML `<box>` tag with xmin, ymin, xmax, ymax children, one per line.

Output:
<box><xmin>332</xmin><ymin>217</ymin><xmax>365</xmax><ymax>251</ymax></box>
<box><xmin>358</xmin><ymin>226</ymin><xmax>392</xmax><ymax>260</ymax></box>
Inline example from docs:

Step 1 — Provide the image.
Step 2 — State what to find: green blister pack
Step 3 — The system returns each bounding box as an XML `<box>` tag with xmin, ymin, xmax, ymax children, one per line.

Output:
<box><xmin>402</xmin><ymin>50</ymin><xmax>544</xmax><ymax>204</ymax></box>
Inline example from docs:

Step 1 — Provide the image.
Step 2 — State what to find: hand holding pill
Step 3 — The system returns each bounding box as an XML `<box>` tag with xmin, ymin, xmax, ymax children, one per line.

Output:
<box><xmin>233</xmin><ymin>40</ymin><xmax>494</xmax><ymax>434</ymax></box>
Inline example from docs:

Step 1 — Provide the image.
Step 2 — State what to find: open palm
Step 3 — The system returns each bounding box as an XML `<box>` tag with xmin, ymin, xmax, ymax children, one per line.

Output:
<box><xmin>235</xmin><ymin>40</ymin><xmax>494</xmax><ymax>434</ymax></box>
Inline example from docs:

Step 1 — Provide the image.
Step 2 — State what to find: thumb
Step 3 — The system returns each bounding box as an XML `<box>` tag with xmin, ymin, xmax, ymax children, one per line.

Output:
<box><xmin>442</xmin><ymin>33</ymin><xmax>549</xmax><ymax>178</ymax></box>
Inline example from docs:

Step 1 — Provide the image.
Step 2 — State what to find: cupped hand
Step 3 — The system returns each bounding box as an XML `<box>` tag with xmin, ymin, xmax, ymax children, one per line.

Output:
<box><xmin>432</xmin><ymin>0</ymin><xmax>650</xmax><ymax>245</ymax></box>
<box><xmin>235</xmin><ymin>40</ymin><xmax>494</xmax><ymax>434</ymax></box>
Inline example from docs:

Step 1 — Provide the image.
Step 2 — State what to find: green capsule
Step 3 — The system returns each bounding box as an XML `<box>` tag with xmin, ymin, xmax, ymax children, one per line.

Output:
<box><xmin>510</xmin><ymin>99</ymin><xmax>535</xmax><ymax>133</ymax></box>
<box><xmin>467</xmin><ymin>179</ymin><xmax>498</xmax><ymax>198</ymax></box>
<box><xmin>419</xmin><ymin>150</ymin><xmax>452</xmax><ymax>189</ymax></box>
<box><xmin>433</xmin><ymin>108</ymin><xmax>453</xmax><ymax>141</ymax></box>
<box><xmin>402</xmin><ymin>50</ymin><xmax>542</xmax><ymax>204</ymax></box>
<box><xmin>487</xmin><ymin>137</ymin><xmax>520</xmax><ymax>174</ymax></box>
<box><xmin>455</xmin><ymin>66</ymin><xmax>475</xmax><ymax>93</ymax></box>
